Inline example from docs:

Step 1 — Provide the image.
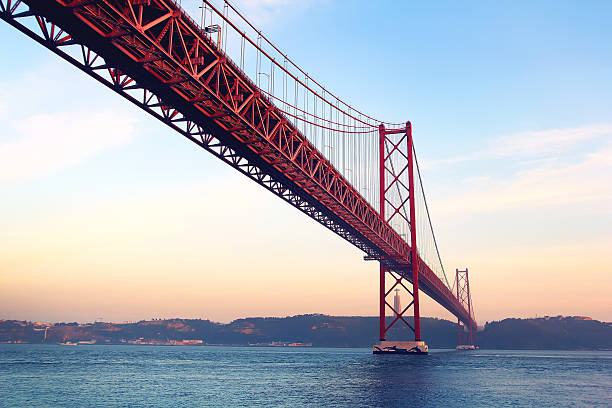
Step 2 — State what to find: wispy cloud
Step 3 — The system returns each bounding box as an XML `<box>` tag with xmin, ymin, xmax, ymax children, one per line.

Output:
<box><xmin>423</xmin><ymin>124</ymin><xmax>612</xmax><ymax>169</ymax></box>
<box><xmin>433</xmin><ymin>138</ymin><xmax>612</xmax><ymax>216</ymax></box>
<box><xmin>0</xmin><ymin>59</ymin><xmax>139</xmax><ymax>185</ymax></box>
<box><xmin>488</xmin><ymin>124</ymin><xmax>612</xmax><ymax>157</ymax></box>
<box><xmin>0</xmin><ymin>111</ymin><xmax>137</xmax><ymax>185</ymax></box>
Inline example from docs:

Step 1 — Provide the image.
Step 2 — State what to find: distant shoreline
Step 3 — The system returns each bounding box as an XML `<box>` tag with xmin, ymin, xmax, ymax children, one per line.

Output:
<box><xmin>0</xmin><ymin>314</ymin><xmax>612</xmax><ymax>351</ymax></box>
<box><xmin>2</xmin><ymin>343</ymin><xmax>612</xmax><ymax>352</ymax></box>
<box><xmin>2</xmin><ymin>314</ymin><xmax>611</xmax><ymax>351</ymax></box>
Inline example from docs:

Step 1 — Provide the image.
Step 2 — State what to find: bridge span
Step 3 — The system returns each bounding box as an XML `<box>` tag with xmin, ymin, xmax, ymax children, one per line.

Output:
<box><xmin>1</xmin><ymin>0</ymin><xmax>477</xmax><ymax>351</ymax></box>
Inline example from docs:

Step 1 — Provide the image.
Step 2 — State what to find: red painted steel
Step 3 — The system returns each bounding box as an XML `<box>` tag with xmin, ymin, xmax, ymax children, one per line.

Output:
<box><xmin>456</xmin><ymin>268</ymin><xmax>474</xmax><ymax>346</ymax></box>
<box><xmin>406</xmin><ymin>122</ymin><xmax>422</xmax><ymax>341</ymax></box>
<box><xmin>456</xmin><ymin>268</ymin><xmax>462</xmax><ymax>346</ymax></box>
<box><xmin>379</xmin><ymin>264</ymin><xmax>386</xmax><ymax>341</ymax></box>
<box><xmin>378</xmin><ymin>124</ymin><xmax>386</xmax><ymax>341</ymax></box>
<box><xmin>0</xmin><ymin>0</ymin><xmax>477</xmax><ymax>333</ymax></box>
<box><xmin>378</xmin><ymin>122</ymin><xmax>422</xmax><ymax>341</ymax></box>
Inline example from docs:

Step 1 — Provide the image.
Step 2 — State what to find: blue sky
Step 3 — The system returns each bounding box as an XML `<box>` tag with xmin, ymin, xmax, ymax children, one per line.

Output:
<box><xmin>1</xmin><ymin>0</ymin><xmax>611</xmax><ymax>323</ymax></box>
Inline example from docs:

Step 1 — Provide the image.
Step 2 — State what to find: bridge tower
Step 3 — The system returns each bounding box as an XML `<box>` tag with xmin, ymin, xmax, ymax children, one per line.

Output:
<box><xmin>456</xmin><ymin>268</ymin><xmax>475</xmax><ymax>348</ymax></box>
<box><xmin>373</xmin><ymin>122</ymin><xmax>428</xmax><ymax>354</ymax></box>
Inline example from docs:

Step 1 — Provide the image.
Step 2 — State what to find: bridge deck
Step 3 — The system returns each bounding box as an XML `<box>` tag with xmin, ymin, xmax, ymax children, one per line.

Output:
<box><xmin>2</xmin><ymin>0</ymin><xmax>476</xmax><ymax>329</ymax></box>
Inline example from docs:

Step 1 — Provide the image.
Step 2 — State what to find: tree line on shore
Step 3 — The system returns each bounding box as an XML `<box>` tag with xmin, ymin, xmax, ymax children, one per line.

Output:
<box><xmin>1</xmin><ymin>314</ymin><xmax>610</xmax><ymax>350</ymax></box>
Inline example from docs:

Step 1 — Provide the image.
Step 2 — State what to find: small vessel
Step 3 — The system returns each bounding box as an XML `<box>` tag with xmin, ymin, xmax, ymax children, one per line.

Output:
<box><xmin>58</xmin><ymin>341</ymin><xmax>78</xmax><ymax>346</ymax></box>
<box><xmin>456</xmin><ymin>344</ymin><xmax>478</xmax><ymax>350</ymax></box>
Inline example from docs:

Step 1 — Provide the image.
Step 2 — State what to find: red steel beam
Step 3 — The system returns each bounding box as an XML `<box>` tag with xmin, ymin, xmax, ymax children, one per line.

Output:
<box><xmin>378</xmin><ymin>124</ymin><xmax>386</xmax><ymax>341</ymax></box>
<box><xmin>2</xmin><ymin>0</ymin><xmax>476</xmax><ymax>330</ymax></box>
<box><xmin>406</xmin><ymin>122</ymin><xmax>422</xmax><ymax>341</ymax></box>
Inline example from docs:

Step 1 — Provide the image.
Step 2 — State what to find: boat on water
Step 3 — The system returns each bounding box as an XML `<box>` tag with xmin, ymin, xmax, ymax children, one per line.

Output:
<box><xmin>456</xmin><ymin>344</ymin><xmax>479</xmax><ymax>350</ymax></box>
<box><xmin>58</xmin><ymin>341</ymin><xmax>78</xmax><ymax>346</ymax></box>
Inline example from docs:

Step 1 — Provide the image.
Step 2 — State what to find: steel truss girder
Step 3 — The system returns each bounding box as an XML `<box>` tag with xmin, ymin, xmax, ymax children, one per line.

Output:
<box><xmin>1</xmin><ymin>0</ymin><xmax>477</xmax><ymax>330</ymax></box>
<box><xmin>0</xmin><ymin>0</ymin><xmax>378</xmax><ymax>260</ymax></box>
<box><xmin>30</xmin><ymin>0</ymin><xmax>403</xmax><ymax>260</ymax></box>
<box><xmin>456</xmin><ymin>268</ymin><xmax>474</xmax><ymax>345</ymax></box>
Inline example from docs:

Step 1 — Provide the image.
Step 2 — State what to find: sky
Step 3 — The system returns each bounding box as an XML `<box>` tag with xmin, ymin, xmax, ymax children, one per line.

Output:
<box><xmin>1</xmin><ymin>0</ymin><xmax>611</xmax><ymax>324</ymax></box>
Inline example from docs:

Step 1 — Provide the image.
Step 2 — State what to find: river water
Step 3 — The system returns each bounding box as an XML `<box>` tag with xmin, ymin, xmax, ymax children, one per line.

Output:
<box><xmin>1</xmin><ymin>345</ymin><xmax>610</xmax><ymax>407</ymax></box>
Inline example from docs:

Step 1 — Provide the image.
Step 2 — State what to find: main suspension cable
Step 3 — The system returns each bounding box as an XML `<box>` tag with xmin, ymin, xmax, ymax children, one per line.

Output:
<box><xmin>204</xmin><ymin>0</ymin><xmax>401</xmax><ymax>128</ymax></box>
<box><xmin>413</xmin><ymin>145</ymin><xmax>450</xmax><ymax>289</ymax></box>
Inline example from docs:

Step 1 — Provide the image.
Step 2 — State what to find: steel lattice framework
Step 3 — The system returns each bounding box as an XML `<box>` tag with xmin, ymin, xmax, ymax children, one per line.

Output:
<box><xmin>0</xmin><ymin>0</ymin><xmax>477</xmax><ymax>333</ymax></box>
<box><xmin>377</xmin><ymin>123</ymin><xmax>423</xmax><ymax>341</ymax></box>
<box><xmin>456</xmin><ymin>268</ymin><xmax>474</xmax><ymax>346</ymax></box>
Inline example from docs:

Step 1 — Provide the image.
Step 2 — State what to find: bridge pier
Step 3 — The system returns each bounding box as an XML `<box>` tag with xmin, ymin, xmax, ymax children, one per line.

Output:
<box><xmin>373</xmin><ymin>340</ymin><xmax>428</xmax><ymax>354</ymax></box>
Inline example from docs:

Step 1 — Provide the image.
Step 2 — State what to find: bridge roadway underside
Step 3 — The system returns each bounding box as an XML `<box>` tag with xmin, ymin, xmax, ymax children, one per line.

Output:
<box><xmin>4</xmin><ymin>0</ymin><xmax>475</xmax><ymax>329</ymax></box>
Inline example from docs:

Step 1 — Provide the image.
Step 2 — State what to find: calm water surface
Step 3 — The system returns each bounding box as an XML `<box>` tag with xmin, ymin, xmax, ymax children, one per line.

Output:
<box><xmin>1</xmin><ymin>345</ymin><xmax>610</xmax><ymax>407</ymax></box>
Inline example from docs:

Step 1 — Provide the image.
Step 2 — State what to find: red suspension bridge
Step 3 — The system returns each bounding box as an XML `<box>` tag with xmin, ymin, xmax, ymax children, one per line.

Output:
<box><xmin>1</xmin><ymin>0</ymin><xmax>476</xmax><ymax>353</ymax></box>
